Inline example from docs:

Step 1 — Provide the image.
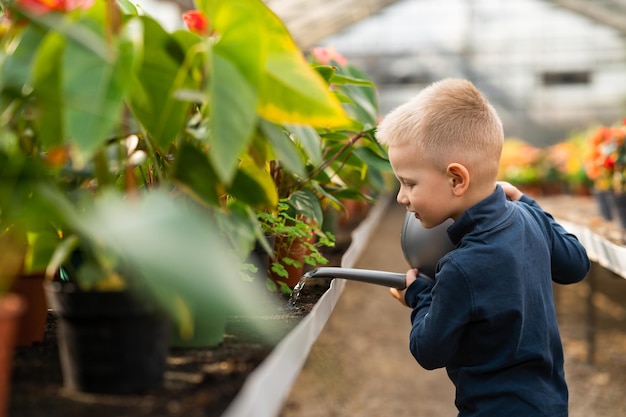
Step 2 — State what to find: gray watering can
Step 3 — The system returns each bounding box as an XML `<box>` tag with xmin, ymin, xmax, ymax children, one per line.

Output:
<box><xmin>303</xmin><ymin>212</ymin><xmax>455</xmax><ymax>289</ymax></box>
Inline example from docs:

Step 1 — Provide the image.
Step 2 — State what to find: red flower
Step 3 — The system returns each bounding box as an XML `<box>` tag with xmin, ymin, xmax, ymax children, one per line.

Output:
<box><xmin>182</xmin><ymin>10</ymin><xmax>210</xmax><ymax>36</ymax></box>
<box><xmin>16</xmin><ymin>0</ymin><xmax>93</xmax><ymax>14</ymax></box>
<box><xmin>604</xmin><ymin>155</ymin><xmax>616</xmax><ymax>169</ymax></box>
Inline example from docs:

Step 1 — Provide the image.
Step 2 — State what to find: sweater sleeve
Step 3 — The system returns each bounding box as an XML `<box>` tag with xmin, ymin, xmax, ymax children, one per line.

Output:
<box><xmin>519</xmin><ymin>194</ymin><xmax>590</xmax><ymax>284</ymax></box>
<box><xmin>404</xmin><ymin>260</ymin><xmax>473</xmax><ymax>370</ymax></box>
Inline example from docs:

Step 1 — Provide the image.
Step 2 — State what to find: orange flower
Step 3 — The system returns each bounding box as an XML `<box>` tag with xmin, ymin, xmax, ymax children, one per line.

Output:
<box><xmin>182</xmin><ymin>10</ymin><xmax>210</xmax><ymax>36</ymax></box>
<box><xmin>45</xmin><ymin>145</ymin><xmax>70</xmax><ymax>168</ymax></box>
<box><xmin>583</xmin><ymin>122</ymin><xmax>626</xmax><ymax>190</ymax></box>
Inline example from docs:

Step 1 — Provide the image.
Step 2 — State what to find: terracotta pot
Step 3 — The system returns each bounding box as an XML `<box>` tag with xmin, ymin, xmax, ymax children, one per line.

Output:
<box><xmin>0</xmin><ymin>293</ymin><xmax>26</xmax><ymax>417</ymax></box>
<box><xmin>269</xmin><ymin>234</ymin><xmax>312</xmax><ymax>289</ymax></box>
<box><xmin>10</xmin><ymin>273</ymin><xmax>48</xmax><ymax>346</ymax></box>
<box><xmin>339</xmin><ymin>199</ymin><xmax>370</xmax><ymax>227</ymax></box>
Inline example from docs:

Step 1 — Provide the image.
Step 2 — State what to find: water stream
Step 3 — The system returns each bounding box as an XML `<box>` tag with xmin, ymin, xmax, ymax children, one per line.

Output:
<box><xmin>288</xmin><ymin>271</ymin><xmax>312</xmax><ymax>307</ymax></box>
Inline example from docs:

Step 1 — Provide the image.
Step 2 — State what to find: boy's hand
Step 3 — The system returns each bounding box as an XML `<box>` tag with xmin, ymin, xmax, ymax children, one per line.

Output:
<box><xmin>389</xmin><ymin>268</ymin><xmax>419</xmax><ymax>307</ymax></box>
<box><xmin>497</xmin><ymin>181</ymin><xmax>523</xmax><ymax>202</ymax></box>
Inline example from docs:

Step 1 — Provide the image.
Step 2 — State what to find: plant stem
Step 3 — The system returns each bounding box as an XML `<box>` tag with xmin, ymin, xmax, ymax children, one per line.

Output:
<box><xmin>93</xmin><ymin>149</ymin><xmax>109</xmax><ymax>190</ymax></box>
<box><xmin>307</xmin><ymin>130</ymin><xmax>366</xmax><ymax>185</ymax></box>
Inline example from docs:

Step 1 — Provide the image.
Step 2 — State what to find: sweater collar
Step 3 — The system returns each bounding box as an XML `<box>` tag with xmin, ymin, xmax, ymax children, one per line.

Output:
<box><xmin>447</xmin><ymin>185</ymin><xmax>509</xmax><ymax>246</ymax></box>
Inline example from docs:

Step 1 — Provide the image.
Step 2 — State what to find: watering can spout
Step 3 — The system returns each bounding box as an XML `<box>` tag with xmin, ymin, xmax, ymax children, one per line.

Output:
<box><xmin>305</xmin><ymin>267</ymin><xmax>407</xmax><ymax>289</ymax></box>
<box><xmin>303</xmin><ymin>212</ymin><xmax>455</xmax><ymax>291</ymax></box>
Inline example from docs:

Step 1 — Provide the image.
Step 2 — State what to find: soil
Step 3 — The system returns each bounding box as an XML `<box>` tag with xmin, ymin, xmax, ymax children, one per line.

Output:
<box><xmin>8</xmin><ymin>195</ymin><xmax>626</xmax><ymax>417</ymax></box>
<box><xmin>7</xmin><ymin>224</ymin><xmax>353</xmax><ymax>417</ymax></box>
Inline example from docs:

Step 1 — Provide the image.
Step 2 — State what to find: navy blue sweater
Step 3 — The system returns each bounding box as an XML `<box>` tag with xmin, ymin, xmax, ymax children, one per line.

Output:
<box><xmin>405</xmin><ymin>186</ymin><xmax>590</xmax><ymax>417</ymax></box>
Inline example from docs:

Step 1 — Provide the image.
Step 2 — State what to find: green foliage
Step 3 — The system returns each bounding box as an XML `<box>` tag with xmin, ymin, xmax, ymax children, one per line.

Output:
<box><xmin>257</xmin><ymin>200</ymin><xmax>335</xmax><ymax>294</ymax></box>
<box><xmin>0</xmin><ymin>0</ymin><xmax>388</xmax><ymax>314</ymax></box>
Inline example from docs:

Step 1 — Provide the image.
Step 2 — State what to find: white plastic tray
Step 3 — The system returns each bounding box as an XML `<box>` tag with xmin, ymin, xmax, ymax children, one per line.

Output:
<box><xmin>559</xmin><ymin>220</ymin><xmax>626</xmax><ymax>280</ymax></box>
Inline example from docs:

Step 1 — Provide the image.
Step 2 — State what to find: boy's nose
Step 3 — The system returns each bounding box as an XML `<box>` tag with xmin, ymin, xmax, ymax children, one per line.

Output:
<box><xmin>396</xmin><ymin>189</ymin><xmax>409</xmax><ymax>206</ymax></box>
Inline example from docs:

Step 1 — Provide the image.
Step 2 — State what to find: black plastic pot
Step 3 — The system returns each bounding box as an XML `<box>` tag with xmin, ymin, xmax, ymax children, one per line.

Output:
<box><xmin>247</xmin><ymin>235</ymin><xmax>276</xmax><ymax>285</ymax></box>
<box><xmin>44</xmin><ymin>282</ymin><xmax>170</xmax><ymax>395</ymax></box>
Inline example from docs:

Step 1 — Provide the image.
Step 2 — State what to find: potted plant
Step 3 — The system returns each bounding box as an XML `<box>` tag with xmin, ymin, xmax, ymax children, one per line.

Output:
<box><xmin>41</xmin><ymin>187</ymin><xmax>264</xmax><ymax>391</ymax></box>
<box><xmin>583</xmin><ymin>121</ymin><xmax>626</xmax><ymax>227</ymax></box>
<box><xmin>2</xmin><ymin>0</ymin><xmax>368</xmax><ymax>366</ymax></box>
<box><xmin>248</xmin><ymin>46</ymin><xmax>391</xmax><ymax>291</ymax></box>
<box><xmin>256</xmin><ymin>199</ymin><xmax>335</xmax><ymax>292</ymax></box>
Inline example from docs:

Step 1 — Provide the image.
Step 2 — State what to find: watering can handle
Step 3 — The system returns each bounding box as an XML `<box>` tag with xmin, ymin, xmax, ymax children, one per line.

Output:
<box><xmin>305</xmin><ymin>267</ymin><xmax>409</xmax><ymax>289</ymax></box>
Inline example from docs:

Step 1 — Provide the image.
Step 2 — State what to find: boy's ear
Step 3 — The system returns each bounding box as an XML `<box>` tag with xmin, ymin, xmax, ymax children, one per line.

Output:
<box><xmin>446</xmin><ymin>163</ymin><xmax>470</xmax><ymax>196</ymax></box>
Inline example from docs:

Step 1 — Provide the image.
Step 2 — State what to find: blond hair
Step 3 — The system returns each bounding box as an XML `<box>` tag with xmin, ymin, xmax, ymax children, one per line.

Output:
<box><xmin>377</xmin><ymin>78</ymin><xmax>503</xmax><ymax>182</ymax></box>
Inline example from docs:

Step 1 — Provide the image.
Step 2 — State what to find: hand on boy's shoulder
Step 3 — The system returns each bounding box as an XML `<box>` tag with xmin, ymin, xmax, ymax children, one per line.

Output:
<box><xmin>497</xmin><ymin>181</ymin><xmax>523</xmax><ymax>201</ymax></box>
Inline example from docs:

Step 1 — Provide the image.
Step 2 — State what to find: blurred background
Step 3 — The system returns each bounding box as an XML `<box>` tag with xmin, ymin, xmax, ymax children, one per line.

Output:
<box><xmin>148</xmin><ymin>0</ymin><xmax>626</xmax><ymax>147</ymax></box>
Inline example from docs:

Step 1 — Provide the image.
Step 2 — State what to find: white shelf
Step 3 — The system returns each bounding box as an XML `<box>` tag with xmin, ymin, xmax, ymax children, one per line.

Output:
<box><xmin>559</xmin><ymin>219</ymin><xmax>626</xmax><ymax>280</ymax></box>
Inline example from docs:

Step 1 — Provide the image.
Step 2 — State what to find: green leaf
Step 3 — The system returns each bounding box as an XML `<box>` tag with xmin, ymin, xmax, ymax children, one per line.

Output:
<box><xmin>199</xmin><ymin>0</ymin><xmax>266</xmax><ymax>183</ymax></box>
<box><xmin>342</xmin><ymin>84</ymin><xmax>378</xmax><ymax>130</ymax></box>
<box><xmin>354</xmin><ymin>146</ymin><xmax>393</xmax><ymax>172</ymax></box>
<box><xmin>288</xmin><ymin>189</ymin><xmax>323</xmax><ymax>226</ymax></box>
<box><xmin>312</xmin><ymin>65</ymin><xmax>336</xmax><ymax>84</ymax></box>
<box><xmin>31</xmin><ymin>32</ymin><xmax>65</xmax><ymax>147</ymax></box>
<box><xmin>25</xmin><ymin>12</ymin><xmax>108</xmax><ymax>60</ymax></box>
<box><xmin>127</xmin><ymin>16</ymin><xmax>197</xmax><ymax>149</ymax></box>
<box><xmin>259</xmin><ymin>120</ymin><xmax>305</xmax><ymax>177</ymax></box>
<box><xmin>117</xmin><ymin>0</ymin><xmax>139</xmax><ymax>15</ymax></box>
<box><xmin>228</xmin><ymin>158</ymin><xmax>278</xmax><ymax>208</ymax></box>
<box><xmin>24</xmin><ymin>229</ymin><xmax>59</xmax><ymax>274</ymax></box>
<box><xmin>260</xmin><ymin>51</ymin><xmax>351</xmax><ymax>128</ymax></box>
<box><xmin>338</xmin><ymin>65</ymin><xmax>379</xmax><ymax>130</ymax></box>
<box><xmin>330</xmin><ymin>73</ymin><xmax>375</xmax><ymax>87</ymax></box>
<box><xmin>201</xmin><ymin>0</ymin><xmax>350</xmax><ymax>128</ymax></box>
<box><xmin>62</xmin><ymin>28</ymin><xmax>132</xmax><ymax>162</ymax></box>
<box><xmin>1</xmin><ymin>25</ymin><xmax>47</xmax><ymax>92</ymax></box>
<box><xmin>208</xmin><ymin>52</ymin><xmax>258</xmax><ymax>184</ymax></box>
<box><xmin>285</xmin><ymin>124</ymin><xmax>323</xmax><ymax>166</ymax></box>
<box><xmin>77</xmin><ymin>190</ymin><xmax>280</xmax><ymax>331</ymax></box>
<box><xmin>212</xmin><ymin>0</ymin><xmax>266</xmax><ymax>88</ymax></box>
<box><xmin>170</xmin><ymin>142</ymin><xmax>220</xmax><ymax>206</ymax></box>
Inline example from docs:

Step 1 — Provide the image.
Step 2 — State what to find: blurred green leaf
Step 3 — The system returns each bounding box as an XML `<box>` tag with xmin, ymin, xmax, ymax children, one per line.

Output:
<box><xmin>1</xmin><ymin>25</ymin><xmax>46</xmax><ymax>92</ymax></box>
<box><xmin>32</xmin><ymin>32</ymin><xmax>65</xmax><ymax>147</ymax></box>
<box><xmin>78</xmin><ymin>190</ymin><xmax>280</xmax><ymax>327</ymax></box>
<box><xmin>61</xmin><ymin>25</ymin><xmax>131</xmax><ymax>162</ymax></box>
<box><xmin>127</xmin><ymin>16</ymin><xmax>197</xmax><ymax>149</ymax></box>
<box><xmin>208</xmin><ymin>52</ymin><xmax>257</xmax><ymax>184</ymax></box>
<box><xmin>286</xmin><ymin>124</ymin><xmax>323</xmax><ymax>166</ymax></box>
<box><xmin>171</xmin><ymin>142</ymin><xmax>220</xmax><ymax>206</ymax></box>
<box><xmin>260</xmin><ymin>120</ymin><xmax>306</xmax><ymax>177</ymax></box>
<box><xmin>228</xmin><ymin>158</ymin><xmax>278</xmax><ymax>208</ymax></box>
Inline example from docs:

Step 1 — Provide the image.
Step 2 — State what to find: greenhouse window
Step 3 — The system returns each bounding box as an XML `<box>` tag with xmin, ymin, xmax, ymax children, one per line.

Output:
<box><xmin>542</xmin><ymin>71</ymin><xmax>591</xmax><ymax>86</ymax></box>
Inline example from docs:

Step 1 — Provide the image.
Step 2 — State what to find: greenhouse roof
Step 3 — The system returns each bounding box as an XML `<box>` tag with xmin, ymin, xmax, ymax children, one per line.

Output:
<box><xmin>264</xmin><ymin>0</ymin><xmax>400</xmax><ymax>49</ymax></box>
<box><xmin>549</xmin><ymin>0</ymin><xmax>626</xmax><ymax>34</ymax></box>
<box><xmin>264</xmin><ymin>0</ymin><xmax>626</xmax><ymax>43</ymax></box>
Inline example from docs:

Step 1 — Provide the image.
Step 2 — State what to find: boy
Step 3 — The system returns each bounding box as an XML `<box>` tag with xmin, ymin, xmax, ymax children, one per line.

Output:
<box><xmin>376</xmin><ymin>78</ymin><xmax>590</xmax><ymax>417</ymax></box>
